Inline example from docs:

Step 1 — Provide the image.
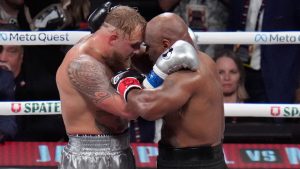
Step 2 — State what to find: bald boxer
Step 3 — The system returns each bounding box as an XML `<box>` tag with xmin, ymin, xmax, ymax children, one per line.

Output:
<box><xmin>112</xmin><ymin>13</ymin><xmax>228</xmax><ymax>169</ymax></box>
<box><xmin>56</xmin><ymin>3</ymin><xmax>146</xmax><ymax>169</ymax></box>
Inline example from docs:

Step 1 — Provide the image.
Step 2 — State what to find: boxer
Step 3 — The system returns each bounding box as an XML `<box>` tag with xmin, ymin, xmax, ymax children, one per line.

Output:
<box><xmin>56</xmin><ymin>2</ymin><xmax>146</xmax><ymax>169</ymax></box>
<box><xmin>112</xmin><ymin>12</ymin><xmax>228</xmax><ymax>169</ymax></box>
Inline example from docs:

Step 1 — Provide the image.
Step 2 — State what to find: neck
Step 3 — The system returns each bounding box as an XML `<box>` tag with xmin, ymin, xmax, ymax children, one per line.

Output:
<box><xmin>85</xmin><ymin>34</ymin><xmax>106</xmax><ymax>61</ymax></box>
<box><xmin>223</xmin><ymin>92</ymin><xmax>239</xmax><ymax>103</ymax></box>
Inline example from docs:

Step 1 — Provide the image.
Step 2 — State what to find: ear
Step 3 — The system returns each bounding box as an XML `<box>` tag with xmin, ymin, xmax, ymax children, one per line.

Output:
<box><xmin>108</xmin><ymin>31</ymin><xmax>118</xmax><ymax>46</ymax></box>
<box><xmin>162</xmin><ymin>39</ymin><xmax>171</xmax><ymax>48</ymax></box>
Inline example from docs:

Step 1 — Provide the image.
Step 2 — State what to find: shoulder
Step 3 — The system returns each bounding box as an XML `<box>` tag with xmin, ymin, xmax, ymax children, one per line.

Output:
<box><xmin>68</xmin><ymin>54</ymin><xmax>103</xmax><ymax>70</ymax></box>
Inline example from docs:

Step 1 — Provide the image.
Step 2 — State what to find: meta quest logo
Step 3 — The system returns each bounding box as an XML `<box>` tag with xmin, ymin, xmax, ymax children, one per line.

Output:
<box><xmin>255</xmin><ymin>33</ymin><xmax>300</xmax><ymax>43</ymax></box>
<box><xmin>0</xmin><ymin>32</ymin><xmax>70</xmax><ymax>42</ymax></box>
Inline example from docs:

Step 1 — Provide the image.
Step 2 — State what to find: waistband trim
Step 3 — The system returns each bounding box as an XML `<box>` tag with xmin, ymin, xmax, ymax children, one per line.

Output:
<box><xmin>158</xmin><ymin>143</ymin><xmax>224</xmax><ymax>161</ymax></box>
<box><xmin>65</xmin><ymin>129</ymin><xmax>130</xmax><ymax>153</ymax></box>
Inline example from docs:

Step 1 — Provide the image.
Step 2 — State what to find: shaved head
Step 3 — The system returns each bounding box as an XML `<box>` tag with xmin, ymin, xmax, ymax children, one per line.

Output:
<box><xmin>146</xmin><ymin>13</ymin><xmax>192</xmax><ymax>44</ymax></box>
<box><xmin>145</xmin><ymin>12</ymin><xmax>195</xmax><ymax>61</ymax></box>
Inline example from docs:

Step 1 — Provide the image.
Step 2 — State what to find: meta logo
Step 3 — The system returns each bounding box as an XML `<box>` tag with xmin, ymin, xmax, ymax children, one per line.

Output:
<box><xmin>254</xmin><ymin>34</ymin><xmax>268</xmax><ymax>42</ymax></box>
<box><xmin>0</xmin><ymin>32</ymin><xmax>8</xmax><ymax>41</ymax></box>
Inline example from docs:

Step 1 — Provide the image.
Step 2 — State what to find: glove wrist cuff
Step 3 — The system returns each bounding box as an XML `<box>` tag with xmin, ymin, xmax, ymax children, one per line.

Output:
<box><xmin>153</xmin><ymin>65</ymin><xmax>167</xmax><ymax>79</ymax></box>
<box><xmin>117</xmin><ymin>77</ymin><xmax>142</xmax><ymax>101</ymax></box>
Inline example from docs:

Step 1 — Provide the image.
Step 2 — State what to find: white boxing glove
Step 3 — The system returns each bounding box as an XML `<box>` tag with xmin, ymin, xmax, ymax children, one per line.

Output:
<box><xmin>143</xmin><ymin>40</ymin><xmax>200</xmax><ymax>88</ymax></box>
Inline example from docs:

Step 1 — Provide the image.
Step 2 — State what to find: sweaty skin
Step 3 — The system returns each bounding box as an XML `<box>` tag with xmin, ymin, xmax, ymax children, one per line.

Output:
<box><xmin>56</xmin><ymin>25</ymin><xmax>143</xmax><ymax>135</ymax></box>
<box><xmin>126</xmin><ymin>13</ymin><xmax>225</xmax><ymax>147</ymax></box>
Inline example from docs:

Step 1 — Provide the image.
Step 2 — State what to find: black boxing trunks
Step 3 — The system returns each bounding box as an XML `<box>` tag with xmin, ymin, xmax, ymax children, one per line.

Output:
<box><xmin>59</xmin><ymin>130</ymin><xmax>136</xmax><ymax>169</ymax></box>
<box><xmin>157</xmin><ymin>142</ymin><xmax>228</xmax><ymax>169</ymax></box>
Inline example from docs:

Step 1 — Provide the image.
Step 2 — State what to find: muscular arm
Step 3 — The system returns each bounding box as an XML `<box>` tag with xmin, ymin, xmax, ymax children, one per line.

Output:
<box><xmin>126</xmin><ymin>71</ymin><xmax>196</xmax><ymax>121</ymax></box>
<box><xmin>67</xmin><ymin>55</ymin><xmax>137</xmax><ymax>120</ymax></box>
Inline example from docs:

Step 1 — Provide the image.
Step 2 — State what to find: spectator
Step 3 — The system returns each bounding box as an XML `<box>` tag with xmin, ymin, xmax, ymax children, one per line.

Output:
<box><xmin>0</xmin><ymin>23</ymin><xmax>23</xmax><ymax>142</ymax></box>
<box><xmin>214</xmin><ymin>49</ymin><xmax>248</xmax><ymax>103</ymax></box>
<box><xmin>0</xmin><ymin>0</ymin><xmax>23</xmax><ymax>25</ymax></box>
<box><xmin>0</xmin><ymin>24</ymin><xmax>66</xmax><ymax>141</ymax></box>
<box><xmin>227</xmin><ymin>0</ymin><xmax>300</xmax><ymax>103</ymax></box>
<box><xmin>214</xmin><ymin>49</ymin><xmax>250</xmax><ymax>124</ymax></box>
<box><xmin>90</xmin><ymin>0</ymin><xmax>165</xmax><ymax>21</ymax></box>
<box><xmin>296</xmin><ymin>79</ymin><xmax>300</xmax><ymax>103</ymax></box>
<box><xmin>0</xmin><ymin>69</ymin><xmax>17</xmax><ymax>142</ymax></box>
<box><xmin>14</xmin><ymin>0</ymin><xmax>91</xmax><ymax>141</ymax></box>
<box><xmin>162</xmin><ymin>0</ymin><xmax>229</xmax><ymax>57</ymax></box>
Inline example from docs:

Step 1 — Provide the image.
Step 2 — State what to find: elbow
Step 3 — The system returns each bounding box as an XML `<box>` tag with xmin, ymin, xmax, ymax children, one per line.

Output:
<box><xmin>122</xmin><ymin>111</ymin><xmax>139</xmax><ymax>121</ymax></box>
<box><xmin>138</xmin><ymin>106</ymin><xmax>163</xmax><ymax>121</ymax></box>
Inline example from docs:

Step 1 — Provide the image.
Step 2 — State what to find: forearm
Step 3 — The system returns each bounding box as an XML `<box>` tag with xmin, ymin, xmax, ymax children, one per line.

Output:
<box><xmin>126</xmin><ymin>88</ymin><xmax>167</xmax><ymax>121</ymax></box>
<box><xmin>96</xmin><ymin>93</ymin><xmax>138</xmax><ymax>120</ymax></box>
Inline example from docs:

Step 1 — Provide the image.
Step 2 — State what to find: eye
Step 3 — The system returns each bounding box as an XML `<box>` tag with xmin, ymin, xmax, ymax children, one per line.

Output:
<box><xmin>140</xmin><ymin>42</ymin><xmax>149</xmax><ymax>53</ymax></box>
<box><xmin>130</xmin><ymin>42</ymin><xmax>141</xmax><ymax>50</ymax></box>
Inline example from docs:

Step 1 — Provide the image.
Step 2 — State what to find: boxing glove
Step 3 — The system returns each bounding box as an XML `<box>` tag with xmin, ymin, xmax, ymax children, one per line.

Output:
<box><xmin>143</xmin><ymin>40</ymin><xmax>200</xmax><ymax>88</ymax></box>
<box><xmin>88</xmin><ymin>1</ymin><xmax>112</xmax><ymax>33</ymax></box>
<box><xmin>111</xmin><ymin>69</ymin><xmax>145</xmax><ymax>101</ymax></box>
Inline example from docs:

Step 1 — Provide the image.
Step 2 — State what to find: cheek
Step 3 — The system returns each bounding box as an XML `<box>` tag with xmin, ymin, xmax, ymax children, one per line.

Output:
<box><xmin>232</xmin><ymin>74</ymin><xmax>240</xmax><ymax>85</ymax></box>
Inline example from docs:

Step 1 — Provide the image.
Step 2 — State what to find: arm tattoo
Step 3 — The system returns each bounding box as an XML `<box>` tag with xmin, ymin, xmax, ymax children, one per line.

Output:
<box><xmin>68</xmin><ymin>55</ymin><xmax>114</xmax><ymax>104</ymax></box>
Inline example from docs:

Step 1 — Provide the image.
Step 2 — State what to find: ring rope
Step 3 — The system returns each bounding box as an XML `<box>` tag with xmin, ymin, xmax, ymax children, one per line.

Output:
<box><xmin>1</xmin><ymin>31</ymin><xmax>300</xmax><ymax>45</ymax></box>
<box><xmin>0</xmin><ymin>101</ymin><xmax>299</xmax><ymax>117</ymax></box>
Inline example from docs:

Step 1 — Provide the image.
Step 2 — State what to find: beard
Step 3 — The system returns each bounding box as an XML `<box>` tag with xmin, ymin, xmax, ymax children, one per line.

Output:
<box><xmin>104</xmin><ymin>50</ymin><xmax>131</xmax><ymax>73</ymax></box>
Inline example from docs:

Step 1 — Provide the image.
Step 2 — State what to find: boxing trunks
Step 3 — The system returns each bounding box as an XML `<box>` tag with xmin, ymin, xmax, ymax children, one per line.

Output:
<box><xmin>157</xmin><ymin>142</ymin><xmax>228</xmax><ymax>169</ymax></box>
<box><xmin>59</xmin><ymin>130</ymin><xmax>136</xmax><ymax>169</ymax></box>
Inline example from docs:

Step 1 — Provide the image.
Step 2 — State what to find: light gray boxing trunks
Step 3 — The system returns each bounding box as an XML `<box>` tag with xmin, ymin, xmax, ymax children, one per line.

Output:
<box><xmin>59</xmin><ymin>130</ymin><xmax>136</xmax><ymax>169</ymax></box>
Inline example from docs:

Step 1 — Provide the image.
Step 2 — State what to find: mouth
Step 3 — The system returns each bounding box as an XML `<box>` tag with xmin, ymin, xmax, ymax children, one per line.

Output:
<box><xmin>222</xmin><ymin>84</ymin><xmax>233</xmax><ymax>89</ymax></box>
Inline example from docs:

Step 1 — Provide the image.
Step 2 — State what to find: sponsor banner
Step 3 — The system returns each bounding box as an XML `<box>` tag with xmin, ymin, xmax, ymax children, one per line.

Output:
<box><xmin>2</xmin><ymin>101</ymin><xmax>300</xmax><ymax>117</ymax></box>
<box><xmin>1</xmin><ymin>31</ymin><xmax>300</xmax><ymax>45</ymax></box>
<box><xmin>194</xmin><ymin>32</ymin><xmax>300</xmax><ymax>44</ymax></box>
<box><xmin>0</xmin><ymin>31</ymin><xmax>90</xmax><ymax>45</ymax></box>
<box><xmin>224</xmin><ymin>103</ymin><xmax>300</xmax><ymax>117</ymax></box>
<box><xmin>0</xmin><ymin>142</ymin><xmax>300</xmax><ymax>168</ymax></box>
<box><xmin>0</xmin><ymin>101</ymin><xmax>61</xmax><ymax>115</ymax></box>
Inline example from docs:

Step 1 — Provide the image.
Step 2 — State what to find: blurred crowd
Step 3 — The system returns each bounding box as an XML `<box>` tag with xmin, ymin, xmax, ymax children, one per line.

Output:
<box><xmin>0</xmin><ymin>0</ymin><xmax>299</xmax><ymax>143</ymax></box>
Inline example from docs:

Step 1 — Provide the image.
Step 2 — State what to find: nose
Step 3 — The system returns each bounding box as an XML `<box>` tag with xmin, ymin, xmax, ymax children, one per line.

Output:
<box><xmin>223</xmin><ymin>72</ymin><xmax>230</xmax><ymax>81</ymax></box>
<box><xmin>0</xmin><ymin>52</ymin><xmax>8</xmax><ymax>62</ymax></box>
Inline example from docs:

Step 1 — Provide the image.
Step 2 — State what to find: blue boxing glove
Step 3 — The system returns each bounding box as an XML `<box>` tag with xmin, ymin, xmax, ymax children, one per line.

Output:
<box><xmin>143</xmin><ymin>40</ymin><xmax>200</xmax><ymax>88</ymax></box>
<box><xmin>111</xmin><ymin>69</ymin><xmax>145</xmax><ymax>101</ymax></box>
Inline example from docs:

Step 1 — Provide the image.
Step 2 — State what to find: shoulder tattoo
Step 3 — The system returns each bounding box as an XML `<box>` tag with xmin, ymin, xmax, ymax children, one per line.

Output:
<box><xmin>67</xmin><ymin>56</ymin><xmax>114</xmax><ymax>104</ymax></box>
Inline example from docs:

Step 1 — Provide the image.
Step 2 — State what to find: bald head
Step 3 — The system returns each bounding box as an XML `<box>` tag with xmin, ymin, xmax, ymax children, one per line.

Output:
<box><xmin>144</xmin><ymin>13</ymin><xmax>197</xmax><ymax>62</ymax></box>
<box><xmin>146</xmin><ymin>13</ymin><xmax>191</xmax><ymax>44</ymax></box>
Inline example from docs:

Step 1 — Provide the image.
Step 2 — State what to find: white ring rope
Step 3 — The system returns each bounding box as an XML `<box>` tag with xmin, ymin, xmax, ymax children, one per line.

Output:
<box><xmin>0</xmin><ymin>31</ymin><xmax>299</xmax><ymax>118</ymax></box>
<box><xmin>1</xmin><ymin>31</ymin><xmax>300</xmax><ymax>45</ymax></box>
<box><xmin>0</xmin><ymin>101</ymin><xmax>299</xmax><ymax>117</ymax></box>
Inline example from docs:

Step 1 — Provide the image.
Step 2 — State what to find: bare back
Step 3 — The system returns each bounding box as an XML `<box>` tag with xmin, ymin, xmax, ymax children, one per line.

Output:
<box><xmin>161</xmin><ymin>52</ymin><xmax>224</xmax><ymax>147</ymax></box>
<box><xmin>56</xmin><ymin>38</ymin><xmax>128</xmax><ymax>135</ymax></box>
